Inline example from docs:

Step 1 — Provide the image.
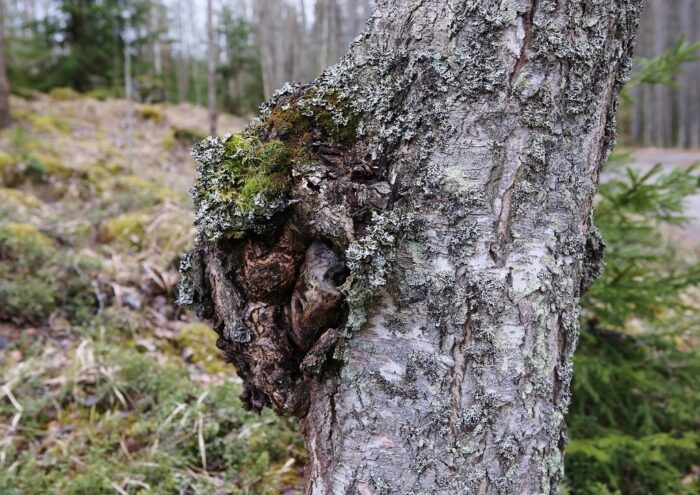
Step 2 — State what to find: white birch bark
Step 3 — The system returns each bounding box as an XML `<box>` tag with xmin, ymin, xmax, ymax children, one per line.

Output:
<box><xmin>181</xmin><ymin>1</ymin><xmax>643</xmax><ymax>493</ymax></box>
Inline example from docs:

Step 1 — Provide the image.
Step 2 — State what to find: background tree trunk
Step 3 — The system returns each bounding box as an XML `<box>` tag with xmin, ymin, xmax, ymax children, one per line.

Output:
<box><xmin>175</xmin><ymin>0</ymin><xmax>190</xmax><ymax>103</ymax></box>
<box><xmin>255</xmin><ymin>0</ymin><xmax>276</xmax><ymax>99</ymax></box>
<box><xmin>206</xmin><ymin>0</ymin><xmax>217</xmax><ymax>135</ymax></box>
<box><xmin>181</xmin><ymin>1</ymin><xmax>643</xmax><ymax>493</ymax></box>
<box><xmin>0</xmin><ymin>0</ymin><xmax>12</xmax><ymax>129</ymax></box>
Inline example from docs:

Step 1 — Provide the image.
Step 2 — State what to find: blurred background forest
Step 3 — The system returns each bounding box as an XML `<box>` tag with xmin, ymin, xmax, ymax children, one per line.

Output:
<box><xmin>0</xmin><ymin>0</ymin><xmax>699</xmax><ymax>494</ymax></box>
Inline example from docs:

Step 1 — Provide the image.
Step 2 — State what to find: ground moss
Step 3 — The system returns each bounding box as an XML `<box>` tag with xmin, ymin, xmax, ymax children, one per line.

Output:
<box><xmin>0</xmin><ymin>338</ymin><xmax>305</xmax><ymax>495</ymax></box>
<box><xmin>174</xmin><ymin>323</ymin><xmax>226</xmax><ymax>373</ymax></box>
<box><xmin>26</xmin><ymin>113</ymin><xmax>71</xmax><ymax>134</ymax></box>
<box><xmin>111</xmin><ymin>174</ymin><xmax>180</xmax><ymax>203</ymax></box>
<box><xmin>48</xmin><ymin>86</ymin><xmax>81</xmax><ymax>101</ymax></box>
<box><xmin>0</xmin><ymin>150</ymin><xmax>19</xmax><ymax>184</ymax></box>
<box><xmin>0</xmin><ymin>187</ymin><xmax>42</xmax><ymax>208</ymax></box>
<box><xmin>0</xmin><ymin>222</ymin><xmax>97</xmax><ymax>324</ymax></box>
<box><xmin>136</xmin><ymin>104</ymin><xmax>165</xmax><ymax>124</ymax></box>
<box><xmin>97</xmin><ymin>212</ymin><xmax>151</xmax><ymax>247</ymax></box>
<box><xmin>173</xmin><ymin>126</ymin><xmax>208</xmax><ymax>145</ymax></box>
<box><xmin>161</xmin><ymin>128</ymin><xmax>177</xmax><ymax>150</ymax></box>
<box><xmin>0</xmin><ymin>222</ymin><xmax>53</xmax><ymax>263</ymax></box>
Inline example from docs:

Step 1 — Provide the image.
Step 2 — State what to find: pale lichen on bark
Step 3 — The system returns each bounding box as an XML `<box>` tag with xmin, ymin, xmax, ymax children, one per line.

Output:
<box><xmin>179</xmin><ymin>0</ymin><xmax>643</xmax><ymax>493</ymax></box>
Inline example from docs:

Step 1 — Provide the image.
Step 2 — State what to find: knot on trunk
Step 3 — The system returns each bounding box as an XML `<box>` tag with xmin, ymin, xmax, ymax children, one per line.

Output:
<box><xmin>291</xmin><ymin>242</ymin><xmax>346</xmax><ymax>352</ymax></box>
<box><xmin>179</xmin><ymin>83</ymin><xmax>398</xmax><ymax>417</ymax></box>
<box><xmin>199</xmin><ymin>223</ymin><xmax>348</xmax><ymax>417</ymax></box>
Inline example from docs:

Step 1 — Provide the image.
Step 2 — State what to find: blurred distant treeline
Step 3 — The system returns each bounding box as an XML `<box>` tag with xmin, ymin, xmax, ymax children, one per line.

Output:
<box><xmin>622</xmin><ymin>0</ymin><xmax>700</xmax><ymax>148</ymax></box>
<box><xmin>1</xmin><ymin>0</ymin><xmax>373</xmax><ymax>115</ymax></box>
<box><xmin>3</xmin><ymin>0</ymin><xmax>700</xmax><ymax>147</ymax></box>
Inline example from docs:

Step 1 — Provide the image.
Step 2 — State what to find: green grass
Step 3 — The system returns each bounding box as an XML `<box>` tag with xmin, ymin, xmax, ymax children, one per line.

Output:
<box><xmin>0</xmin><ymin>335</ymin><xmax>305</xmax><ymax>494</ymax></box>
<box><xmin>0</xmin><ymin>95</ymin><xmax>306</xmax><ymax>494</ymax></box>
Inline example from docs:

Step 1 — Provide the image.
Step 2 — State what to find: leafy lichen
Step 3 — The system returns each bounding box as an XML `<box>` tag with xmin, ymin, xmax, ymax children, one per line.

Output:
<box><xmin>340</xmin><ymin>210</ymin><xmax>413</xmax><ymax>333</ymax></box>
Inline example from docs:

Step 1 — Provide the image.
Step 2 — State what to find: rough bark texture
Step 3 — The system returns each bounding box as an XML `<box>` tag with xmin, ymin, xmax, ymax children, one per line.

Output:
<box><xmin>180</xmin><ymin>1</ymin><xmax>643</xmax><ymax>493</ymax></box>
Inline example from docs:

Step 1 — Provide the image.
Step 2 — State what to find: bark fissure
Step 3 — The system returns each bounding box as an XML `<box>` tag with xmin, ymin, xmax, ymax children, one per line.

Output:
<box><xmin>509</xmin><ymin>0</ymin><xmax>540</xmax><ymax>88</ymax></box>
<box><xmin>449</xmin><ymin>310</ymin><xmax>474</xmax><ymax>441</ymax></box>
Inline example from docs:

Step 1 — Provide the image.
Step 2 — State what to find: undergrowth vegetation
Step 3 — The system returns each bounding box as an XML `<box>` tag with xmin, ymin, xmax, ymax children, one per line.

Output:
<box><xmin>564</xmin><ymin>155</ymin><xmax>700</xmax><ymax>495</ymax></box>
<box><xmin>0</xmin><ymin>95</ymin><xmax>303</xmax><ymax>494</ymax></box>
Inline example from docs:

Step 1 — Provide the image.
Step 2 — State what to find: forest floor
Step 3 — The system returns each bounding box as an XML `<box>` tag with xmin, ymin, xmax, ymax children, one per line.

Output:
<box><xmin>0</xmin><ymin>93</ymin><xmax>304</xmax><ymax>495</ymax></box>
<box><xmin>0</xmin><ymin>93</ymin><xmax>698</xmax><ymax>494</ymax></box>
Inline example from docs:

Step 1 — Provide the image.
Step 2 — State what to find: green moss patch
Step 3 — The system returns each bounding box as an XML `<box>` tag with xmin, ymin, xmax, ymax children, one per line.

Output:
<box><xmin>48</xmin><ymin>86</ymin><xmax>81</xmax><ymax>101</ymax></box>
<box><xmin>266</xmin><ymin>89</ymin><xmax>360</xmax><ymax>150</ymax></box>
<box><xmin>191</xmin><ymin>134</ymin><xmax>292</xmax><ymax>240</ymax></box>
<box><xmin>98</xmin><ymin>212</ymin><xmax>149</xmax><ymax>244</ymax></box>
<box><xmin>0</xmin><ymin>339</ymin><xmax>305</xmax><ymax>495</ymax></box>
<box><xmin>174</xmin><ymin>323</ymin><xmax>226</xmax><ymax>373</ymax></box>
<box><xmin>136</xmin><ymin>104</ymin><xmax>165</xmax><ymax>124</ymax></box>
<box><xmin>0</xmin><ymin>222</ymin><xmax>98</xmax><ymax>325</ymax></box>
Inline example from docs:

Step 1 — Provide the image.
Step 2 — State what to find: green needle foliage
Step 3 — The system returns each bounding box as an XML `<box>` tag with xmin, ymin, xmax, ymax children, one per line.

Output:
<box><xmin>565</xmin><ymin>39</ymin><xmax>700</xmax><ymax>492</ymax></box>
<box><xmin>566</xmin><ymin>159</ymin><xmax>700</xmax><ymax>493</ymax></box>
<box><xmin>584</xmin><ymin>161</ymin><xmax>700</xmax><ymax>328</ymax></box>
<box><xmin>633</xmin><ymin>36</ymin><xmax>700</xmax><ymax>89</ymax></box>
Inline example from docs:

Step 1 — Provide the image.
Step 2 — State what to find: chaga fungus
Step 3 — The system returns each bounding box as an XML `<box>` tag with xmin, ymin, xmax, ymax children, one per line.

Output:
<box><xmin>213</xmin><ymin>227</ymin><xmax>348</xmax><ymax>417</ymax></box>
<box><xmin>179</xmin><ymin>82</ymin><xmax>400</xmax><ymax>417</ymax></box>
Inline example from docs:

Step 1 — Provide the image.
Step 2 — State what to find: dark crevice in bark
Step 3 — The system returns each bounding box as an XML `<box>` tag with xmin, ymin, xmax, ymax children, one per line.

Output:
<box><xmin>490</xmin><ymin>183</ymin><xmax>514</xmax><ymax>266</ymax></box>
<box><xmin>509</xmin><ymin>0</ymin><xmax>540</xmax><ymax>89</ymax></box>
<box><xmin>450</xmin><ymin>309</ymin><xmax>475</xmax><ymax>442</ymax></box>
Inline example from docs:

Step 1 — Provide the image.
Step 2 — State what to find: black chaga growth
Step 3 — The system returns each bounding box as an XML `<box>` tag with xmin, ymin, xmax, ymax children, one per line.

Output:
<box><xmin>178</xmin><ymin>83</ymin><xmax>391</xmax><ymax>417</ymax></box>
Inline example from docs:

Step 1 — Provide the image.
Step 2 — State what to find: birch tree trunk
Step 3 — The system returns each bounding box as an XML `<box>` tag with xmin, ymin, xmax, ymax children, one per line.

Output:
<box><xmin>255</xmin><ymin>0</ymin><xmax>276</xmax><ymax>99</ymax></box>
<box><xmin>180</xmin><ymin>1</ymin><xmax>643</xmax><ymax>493</ymax></box>
<box><xmin>176</xmin><ymin>0</ymin><xmax>190</xmax><ymax>103</ymax></box>
<box><xmin>0</xmin><ymin>0</ymin><xmax>11</xmax><ymax>129</ymax></box>
<box><xmin>206</xmin><ymin>0</ymin><xmax>217</xmax><ymax>135</ymax></box>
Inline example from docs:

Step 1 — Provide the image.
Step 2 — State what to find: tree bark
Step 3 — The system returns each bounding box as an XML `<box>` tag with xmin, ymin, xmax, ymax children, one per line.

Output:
<box><xmin>689</xmin><ymin>1</ymin><xmax>700</xmax><ymax>149</ymax></box>
<box><xmin>0</xmin><ymin>0</ymin><xmax>11</xmax><ymax>129</ymax></box>
<box><xmin>255</xmin><ymin>0</ymin><xmax>276</xmax><ymax>99</ymax></box>
<box><xmin>180</xmin><ymin>1</ymin><xmax>643</xmax><ymax>493</ymax></box>
<box><xmin>151</xmin><ymin>1</ymin><xmax>163</xmax><ymax>77</ymax></box>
